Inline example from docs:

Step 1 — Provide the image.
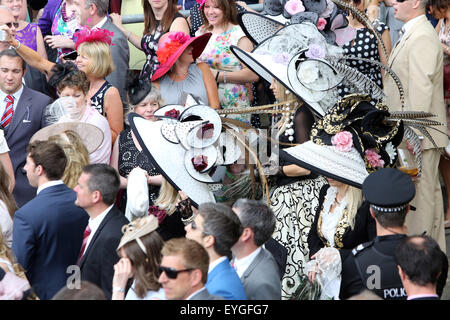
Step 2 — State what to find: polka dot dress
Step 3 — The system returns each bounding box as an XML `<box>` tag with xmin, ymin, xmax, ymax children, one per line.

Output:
<box><xmin>338</xmin><ymin>22</ymin><xmax>389</xmax><ymax>97</ymax></box>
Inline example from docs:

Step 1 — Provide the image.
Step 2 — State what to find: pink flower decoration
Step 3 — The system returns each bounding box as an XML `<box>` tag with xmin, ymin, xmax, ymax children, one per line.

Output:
<box><xmin>168</xmin><ymin>32</ymin><xmax>190</xmax><ymax>44</ymax></box>
<box><xmin>317</xmin><ymin>18</ymin><xmax>327</xmax><ymax>31</ymax></box>
<box><xmin>331</xmin><ymin>131</ymin><xmax>353</xmax><ymax>152</ymax></box>
<box><xmin>365</xmin><ymin>149</ymin><xmax>385</xmax><ymax>168</ymax></box>
<box><xmin>284</xmin><ymin>0</ymin><xmax>305</xmax><ymax>16</ymax></box>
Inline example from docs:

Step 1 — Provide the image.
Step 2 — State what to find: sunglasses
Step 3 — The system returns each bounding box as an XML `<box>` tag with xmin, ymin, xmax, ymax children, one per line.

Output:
<box><xmin>4</xmin><ymin>22</ymin><xmax>19</xmax><ymax>28</ymax></box>
<box><xmin>158</xmin><ymin>266</ymin><xmax>193</xmax><ymax>279</ymax></box>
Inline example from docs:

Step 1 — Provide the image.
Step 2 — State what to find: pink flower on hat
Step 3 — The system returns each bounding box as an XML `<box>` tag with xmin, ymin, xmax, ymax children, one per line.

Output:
<box><xmin>317</xmin><ymin>18</ymin><xmax>327</xmax><ymax>31</ymax></box>
<box><xmin>331</xmin><ymin>131</ymin><xmax>353</xmax><ymax>152</ymax></box>
<box><xmin>196</xmin><ymin>0</ymin><xmax>206</xmax><ymax>7</ymax></box>
<box><xmin>365</xmin><ymin>149</ymin><xmax>385</xmax><ymax>168</ymax></box>
<box><xmin>284</xmin><ymin>0</ymin><xmax>305</xmax><ymax>16</ymax></box>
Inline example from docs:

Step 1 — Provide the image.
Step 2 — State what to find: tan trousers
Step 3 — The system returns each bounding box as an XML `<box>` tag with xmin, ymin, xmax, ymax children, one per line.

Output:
<box><xmin>405</xmin><ymin>148</ymin><xmax>446</xmax><ymax>251</ymax></box>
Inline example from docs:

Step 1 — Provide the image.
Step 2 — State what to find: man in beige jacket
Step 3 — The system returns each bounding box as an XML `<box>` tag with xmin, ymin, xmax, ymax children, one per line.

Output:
<box><xmin>383</xmin><ymin>0</ymin><xmax>449</xmax><ymax>250</ymax></box>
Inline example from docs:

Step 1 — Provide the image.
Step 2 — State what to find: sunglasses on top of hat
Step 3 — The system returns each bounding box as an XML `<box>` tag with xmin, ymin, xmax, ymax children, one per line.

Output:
<box><xmin>158</xmin><ymin>266</ymin><xmax>194</xmax><ymax>279</ymax></box>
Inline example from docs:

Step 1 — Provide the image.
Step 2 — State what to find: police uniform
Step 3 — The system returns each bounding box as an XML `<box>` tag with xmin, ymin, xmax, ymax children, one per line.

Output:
<box><xmin>339</xmin><ymin>234</ymin><xmax>407</xmax><ymax>300</ymax></box>
<box><xmin>339</xmin><ymin>168</ymin><xmax>415</xmax><ymax>300</ymax></box>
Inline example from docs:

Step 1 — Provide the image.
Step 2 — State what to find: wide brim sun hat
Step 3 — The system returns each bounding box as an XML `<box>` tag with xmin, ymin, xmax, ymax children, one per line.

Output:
<box><xmin>151</xmin><ymin>32</ymin><xmax>212</xmax><ymax>81</ymax></box>
<box><xmin>230</xmin><ymin>21</ymin><xmax>344</xmax><ymax>117</ymax></box>
<box><xmin>129</xmin><ymin>111</ymin><xmax>219</xmax><ymax>208</ymax></box>
<box><xmin>30</xmin><ymin>122</ymin><xmax>104</xmax><ymax>154</ymax></box>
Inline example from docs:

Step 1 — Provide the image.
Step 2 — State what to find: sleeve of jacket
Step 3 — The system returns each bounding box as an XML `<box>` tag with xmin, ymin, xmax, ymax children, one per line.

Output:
<box><xmin>37</xmin><ymin>0</ymin><xmax>63</xmax><ymax>36</ymax></box>
<box><xmin>107</xmin><ymin>25</ymin><xmax>130</xmax><ymax>104</ymax></box>
<box><xmin>12</xmin><ymin>210</ymin><xmax>36</xmax><ymax>272</ymax></box>
<box><xmin>99</xmin><ymin>234</ymin><xmax>121</xmax><ymax>299</ymax></box>
<box><xmin>407</xmin><ymin>32</ymin><xmax>441</xmax><ymax>114</ymax></box>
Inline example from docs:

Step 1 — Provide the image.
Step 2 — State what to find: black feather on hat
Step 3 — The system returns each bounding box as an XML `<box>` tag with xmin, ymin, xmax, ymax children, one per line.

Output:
<box><xmin>126</xmin><ymin>71</ymin><xmax>152</xmax><ymax>106</ymax></box>
<box><xmin>48</xmin><ymin>62</ymin><xmax>78</xmax><ymax>87</ymax></box>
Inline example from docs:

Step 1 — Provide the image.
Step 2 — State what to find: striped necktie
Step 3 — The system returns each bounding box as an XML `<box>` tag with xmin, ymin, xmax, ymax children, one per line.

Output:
<box><xmin>1</xmin><ymin>95</ymin><xmax>14</xmax><ymax>129</ymax></box>
<box><xmin>78</xmin><ymin>225</ymin><xmax>91</xmax><ymax>265</ymax></box>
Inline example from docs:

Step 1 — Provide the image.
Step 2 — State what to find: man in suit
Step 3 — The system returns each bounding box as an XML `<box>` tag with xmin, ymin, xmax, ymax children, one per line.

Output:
<box><xmin>73</xmin><ymin>0</ymin><xmax>129</xmax><ymax>107</ymax></box>
<box><xmin>75</xmin><ymin>163</ymin><xmax>129</xmax><ymax>299</ymax></box>
<box><xmin>0</xmin><ymin>49</ymin><xmax>52</xmax><ymax>207</ymax></box>
<box><xmin>158</xmin><ymin>238</ymin><xmax>224</xmax><ymax>300</ymax></box>
<box><xmin>12</xmin><ymin>141</ymin><xmax>89</xmax><ymax>300</ymax></box>
<box><xmin>383</xmin><ymin>0</ymin><xmax>449</xmax><ymax>251</ymax></box>
<box><xmin>394</xmin><ymin>235</ymin><xmax>447</xmax><ymax>300</ymax></box>
<box><xmin>231</xmin><ymin>199</ymin><xmax>281</xmax><ymax>300</ymax></box>
<box><xmin>185</xmin><ymin>202</ymin><xmax>246</xmax><ymax>300</ymax></box>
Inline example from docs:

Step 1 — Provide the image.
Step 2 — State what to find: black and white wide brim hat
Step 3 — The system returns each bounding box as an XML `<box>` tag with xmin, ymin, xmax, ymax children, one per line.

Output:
<box><xmin>280</xmin><ymin>141</ymin><xmax>369</xmax><ymax>188</ymax></box>
<box><xmin>231</xmin><ymin>21</ymin><xmax>344</xmax><ymax>117</ymax></box>
<box><xmin>129</xmin><ymin>113</ymin><xmax>217</xmax><ymax>207</ymax></box>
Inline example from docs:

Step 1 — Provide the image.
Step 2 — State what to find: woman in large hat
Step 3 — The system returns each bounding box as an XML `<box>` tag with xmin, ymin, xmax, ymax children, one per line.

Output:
<box><xmin>152</xmin><ymin>31</ymin><xmax>219</xmax><ymax>109</ymax></box>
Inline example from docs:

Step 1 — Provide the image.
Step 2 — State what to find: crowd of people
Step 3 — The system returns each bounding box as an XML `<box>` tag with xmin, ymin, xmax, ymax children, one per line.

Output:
<box><xmin>0</xmin><ymin>0</ymin><xmax>448</xmax><ymax>301</ymax></box>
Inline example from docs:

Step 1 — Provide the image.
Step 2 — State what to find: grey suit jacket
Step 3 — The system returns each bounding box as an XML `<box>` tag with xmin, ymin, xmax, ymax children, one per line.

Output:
<box><xmin>101</xmin><ymin>18</ymin><xmax>130</xmax><ymax>108</ymax></box>
<box><xmin>239</xmin><ymin>248</ymin><xmax>281</xmax><ymax>300</ymax></box>
<box><xmin>188</xmin><ymin>288</ymin><xmax>225</xmax><ymax>300</ymax></box>
<box><xmin>4</xmin><ymin>86</ymin><xmax>52</xmax><ymax>207</ymax></box>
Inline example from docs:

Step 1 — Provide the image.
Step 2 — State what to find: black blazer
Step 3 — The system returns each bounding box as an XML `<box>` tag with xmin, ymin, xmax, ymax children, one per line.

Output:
<box><xmin>308</xmin><ymin>185</ymin><xmax>376</xmax><ymax>260</ymax></box>
<box><xmin>79</xmin><ymin>205</ymin><xmax>129</xmax><ymax>299</ymax></box>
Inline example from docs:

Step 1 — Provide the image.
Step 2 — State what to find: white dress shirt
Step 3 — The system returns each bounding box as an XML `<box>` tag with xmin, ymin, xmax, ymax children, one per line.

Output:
<box><xmin>82</xmin><ymin>204</ymin><xmax>113</xmax><ymax>256</ymax></box>
<box><xmin>208</xmin><ymin>256</ymin><xmax>227</xmax><ymax>274</ymax></box>
<box><xmin>402</xmin><ymin>14</ymin><xmax>425</xmax><ymax>35</ymax></box>
<box><xmin>233</xmin><ymin>247</ymin><xmax>261</xmax><ymax>278</ymax></box>
<box><xmin>93</xmin><ymin>16</ymin><xmax>108</xmax><ymax>30</ymax></box>
<box><xmin>36</xmin><ymin>180</ymin><xmax>64</xmax><ymax>195</ymax></box>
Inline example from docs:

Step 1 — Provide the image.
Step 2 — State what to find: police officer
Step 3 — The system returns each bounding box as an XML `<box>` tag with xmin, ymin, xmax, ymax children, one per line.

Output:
<box><xmin>339</xmin><ymin>168</ymin><xmax>415</xmax><ymax>300</ymax></box>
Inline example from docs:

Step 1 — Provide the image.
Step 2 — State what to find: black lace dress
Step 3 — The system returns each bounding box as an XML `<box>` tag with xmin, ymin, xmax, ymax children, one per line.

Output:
<box><xmin>117</xmin><ymin>128</ymin><xmax>160</xmax><ymax>213</ymax></box>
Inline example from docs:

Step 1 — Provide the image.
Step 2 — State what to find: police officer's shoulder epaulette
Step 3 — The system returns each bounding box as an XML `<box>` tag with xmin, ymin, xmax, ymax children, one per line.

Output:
<box><xmin>352</xmin><ymin>241</ymin><xmax>374</xmax><ymax>256</ymax></box>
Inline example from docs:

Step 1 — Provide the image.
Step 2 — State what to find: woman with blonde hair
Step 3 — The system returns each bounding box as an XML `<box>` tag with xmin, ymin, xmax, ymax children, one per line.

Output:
<box><xmin>148</xmin><ymin>178</ymin><xmax>192</xmax><ymax>241</ymax></box>
<box><xmin>47</xmin><ymin>130</ymin><xmax>90</xmax><ymax>189</ymax></box>
<box><xmin>2</xmin><ymin>26</ymin><xmax>123</xmax><ymax>143</ymax></box>
<box><xmin>0</xmin><ymin>161</ymin><xmax>17</xmax><ymax>248</ymax></box>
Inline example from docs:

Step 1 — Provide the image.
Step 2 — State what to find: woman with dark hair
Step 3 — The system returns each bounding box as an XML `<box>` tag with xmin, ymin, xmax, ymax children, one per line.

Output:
<box><xmin>110</xmin><ymin>0</ymin><xmax>190</xmax><ymax>80</ymax></box>
<box><xmin>112</xmin><ymin>215</ymin><xmax>165</xmax><ymax>300</ymax></box>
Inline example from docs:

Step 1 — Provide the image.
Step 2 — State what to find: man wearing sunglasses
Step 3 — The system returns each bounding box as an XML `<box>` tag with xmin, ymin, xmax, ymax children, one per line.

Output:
<box><xmin>0</xmin><ymin>6</ymin><xmax>17</xmax><ymax>51</ymax></box>
<box><xmin>383</xmin><ymin>0</ymin><xmax>448</xmax><ymax>252</ymax></box>
<box><xmin>158</xmin><ymin>238</ymin><xmax>224</xmax><ymax>300</ymax></box>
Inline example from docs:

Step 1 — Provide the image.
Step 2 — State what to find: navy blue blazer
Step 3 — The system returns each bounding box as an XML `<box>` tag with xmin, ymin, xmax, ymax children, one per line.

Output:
<box><xmin>12</xmin><ymin>184</ymin><xmax>89</xmax><ymax>300</ymax></box>
<box><xmin>79</xmin><ymin>205</ymin><xmax>129</xmax><ymax>300</ymax></box>
<box><xmin>4</xmin><ymin>86</ymin><xmax>52</xmax><ymax>207</ymax></box>
<box><xmin>205</xmin><ymin>258</ymin><xmax>247</xmax><ymax>300</ymax></box>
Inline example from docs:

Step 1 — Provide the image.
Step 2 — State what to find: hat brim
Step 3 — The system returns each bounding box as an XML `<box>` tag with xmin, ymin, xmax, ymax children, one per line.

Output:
<box><xmin>279</xmin><ymin>141</ymin><xmax>369</xmax><ymax>188</ymax></box>
<box><xmin>30</xmin><ymin>122</ymin><xmax>104</xmax><ymax>154</ymax></box>
<box><xmin>129</xmin><ymin>113</ymin><xmax>216</xmax><ymax>208</ymax></box>
<box><xmin>230</xmin><ymin>44</ymin><xmax>327</xmax><ymax>117</ymax></box>
<box><xmin>151</xmin><ymin>32</ymin><xmax>212</xmax><ymax>81</ymax></box>
<box><xmin>238</xmin><ymin>11</ymin><xmax>285</xmax><ymax>45</ymax></box>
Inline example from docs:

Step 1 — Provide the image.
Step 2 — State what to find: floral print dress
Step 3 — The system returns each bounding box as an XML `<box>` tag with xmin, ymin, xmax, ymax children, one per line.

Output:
<box><xmin>196</xmin><ymin>25</ymin><xmax>251</xmax><ymax>123</ymax></box>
